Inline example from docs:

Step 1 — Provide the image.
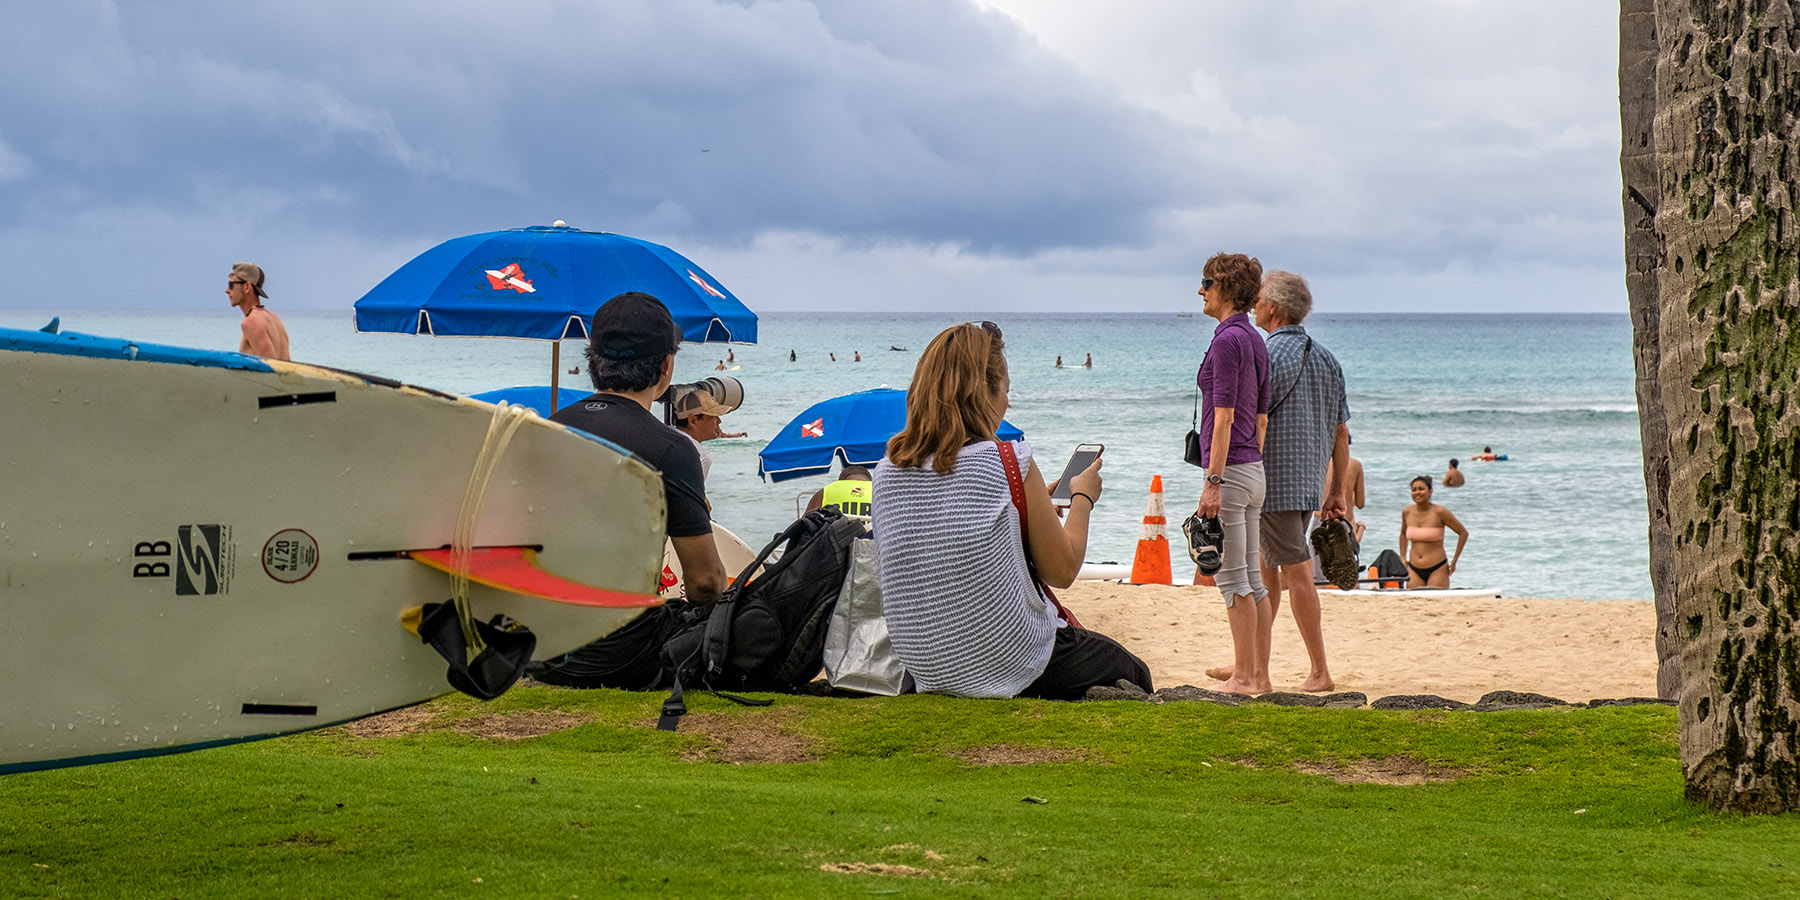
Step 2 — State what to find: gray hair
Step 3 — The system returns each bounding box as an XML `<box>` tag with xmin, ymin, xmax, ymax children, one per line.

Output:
<box><xmin>1260</xmin><ymin>270</ymin><xmax>1313</xmax><ymax>323</ymax></box>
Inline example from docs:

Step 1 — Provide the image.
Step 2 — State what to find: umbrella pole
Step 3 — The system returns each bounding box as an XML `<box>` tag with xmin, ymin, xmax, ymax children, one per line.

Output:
<box><xmin>551</xmin><ymin>343</ymin><xmax>560</xmax><ymax>412</ymax></box>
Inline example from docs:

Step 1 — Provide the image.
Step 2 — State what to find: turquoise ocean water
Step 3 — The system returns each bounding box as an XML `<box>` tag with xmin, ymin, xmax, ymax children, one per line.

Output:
<box><xmin>4</xmin><ymin>309</ymin><xmax>1650</xmax><ymax>601</ymax></box>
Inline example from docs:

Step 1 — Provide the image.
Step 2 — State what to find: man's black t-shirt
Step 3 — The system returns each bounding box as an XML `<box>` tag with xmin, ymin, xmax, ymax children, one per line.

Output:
<box><xmin>550</xmin><ymin>393</ymin><xmax>712</xmax><ymax>538</ymax></box>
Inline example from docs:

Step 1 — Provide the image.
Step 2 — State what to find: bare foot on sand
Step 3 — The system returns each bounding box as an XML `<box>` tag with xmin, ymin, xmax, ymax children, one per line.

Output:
<box><xmin>1213</xmin><ymin>665</ymin><xmax>1325</xmax><ymax>693</ymax></box>
<box><xmin>1211</xmin><ymin>678</ymin><xmax>1270</xmax><ymax>696</ymax></box>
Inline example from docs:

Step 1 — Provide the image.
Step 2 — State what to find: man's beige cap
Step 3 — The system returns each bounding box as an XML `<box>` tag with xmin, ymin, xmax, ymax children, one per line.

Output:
<box><xmin>232</xmin><ymin>262</ymin><xmax>269</xmax><ymax>299</ymax></box>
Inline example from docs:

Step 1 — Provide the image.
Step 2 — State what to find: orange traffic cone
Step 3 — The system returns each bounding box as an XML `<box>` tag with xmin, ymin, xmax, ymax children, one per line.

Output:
<box><xmin>1129</xmin><ymin>475</ymin><xmax>1173</xmax><ymax>585</ymax></box>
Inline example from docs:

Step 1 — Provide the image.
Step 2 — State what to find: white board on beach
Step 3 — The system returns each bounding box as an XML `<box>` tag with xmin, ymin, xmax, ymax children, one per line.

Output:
<box><xmin>1076</xmin><ymin>562</ymin><xmax>1133</xmax><ymax>581</ymax></box>
<box><xmin>661</xmin><ymin>524</ymin><xmax>760</xmax><ymax>594</ymax></box>
<box><xmin>1320</xmin><ymin>587</ymin><xmax>1503</xmax><ymax>599</ymax></box>
<box><xmin>0</xmin><ymin>326</ymin><xmax>668</xmax><ymax>774</ymax></box>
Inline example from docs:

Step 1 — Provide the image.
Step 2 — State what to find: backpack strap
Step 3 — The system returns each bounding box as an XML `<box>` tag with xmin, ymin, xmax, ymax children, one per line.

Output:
<box><xmin>661</xmin><ymin>512</ymin><xmax>834</xmax><ymax>731</ymax></box>
<box><xmin>701</xmin><ymin>512</ymin><xmax>825</xmax><ymax>682</ymax></box>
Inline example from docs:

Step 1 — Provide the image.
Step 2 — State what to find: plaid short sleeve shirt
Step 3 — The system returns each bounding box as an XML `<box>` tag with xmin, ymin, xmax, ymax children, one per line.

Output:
<box><xmin>1261</xmin><ymin>325</ymin><xmax>1350</xmax><ymax>511</ymax></box>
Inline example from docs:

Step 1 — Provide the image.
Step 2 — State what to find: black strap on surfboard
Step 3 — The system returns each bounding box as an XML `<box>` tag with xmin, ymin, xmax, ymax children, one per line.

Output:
<box><xmin>416</xmin><ymin>601</ymin><xmax>537</xmax><ymax>700</ymax></box>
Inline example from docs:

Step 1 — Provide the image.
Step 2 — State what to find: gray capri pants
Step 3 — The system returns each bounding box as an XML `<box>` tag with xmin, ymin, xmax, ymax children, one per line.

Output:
<box><xmin>1216</xmin><ymin>461</ymin><xmax>1268</xmax><ymax>606</ymax></box>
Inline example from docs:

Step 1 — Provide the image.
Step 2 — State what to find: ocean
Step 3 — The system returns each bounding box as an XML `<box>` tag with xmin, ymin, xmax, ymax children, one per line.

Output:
<box><xmin>3</xmin><ymin>308</ymin><xmax>1651</xmax><ymax>602</ymax></box>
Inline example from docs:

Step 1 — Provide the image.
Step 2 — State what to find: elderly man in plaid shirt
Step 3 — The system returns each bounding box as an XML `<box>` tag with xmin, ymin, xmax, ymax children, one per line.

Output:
<box><xmin>1207</xmin><ymin>270</ymin><xmax>1351</xmax><ymax>692</ymax></box>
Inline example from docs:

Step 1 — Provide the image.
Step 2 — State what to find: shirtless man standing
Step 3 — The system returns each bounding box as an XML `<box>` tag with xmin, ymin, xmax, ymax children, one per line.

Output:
<box><xmin>227</xmin><ymin>263</ymin><xmax>290</xmax><ymax>360</ymax></box>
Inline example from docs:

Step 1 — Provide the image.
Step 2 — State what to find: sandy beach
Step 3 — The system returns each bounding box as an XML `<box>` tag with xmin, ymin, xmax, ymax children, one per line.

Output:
<box><xmin>1060</xmin><ymin>582</ymin><xmax>1658</xmax><ymax>704</ymax></box>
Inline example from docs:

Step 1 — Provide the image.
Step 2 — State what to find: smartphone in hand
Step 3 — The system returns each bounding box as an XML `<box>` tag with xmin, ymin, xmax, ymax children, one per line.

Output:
<box><xmin>1050</xmin><ymin>443</ymin><xmax>1104</xmax><ymax>506</ymax></box>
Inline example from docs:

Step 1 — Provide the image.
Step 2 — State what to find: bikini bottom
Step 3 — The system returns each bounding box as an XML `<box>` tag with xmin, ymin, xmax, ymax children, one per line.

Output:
<box><xmin>1408</xmin><ymin>559</ymin><xmax>1447</xmax><ymax>582</ymax></box>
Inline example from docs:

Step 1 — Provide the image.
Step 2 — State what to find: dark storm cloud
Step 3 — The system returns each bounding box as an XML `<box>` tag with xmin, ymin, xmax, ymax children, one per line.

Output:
<box><xmin>0</xmin><ymin>0</ymin><xmax>1189</xmax><ymax>257</ymax></box>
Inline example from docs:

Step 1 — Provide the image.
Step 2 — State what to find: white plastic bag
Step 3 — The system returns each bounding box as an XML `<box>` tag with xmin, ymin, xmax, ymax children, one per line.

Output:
<box><xmin>822</xmin><ymin>538</ymin><xmax>913</xmax><ymax>695</ymax></box>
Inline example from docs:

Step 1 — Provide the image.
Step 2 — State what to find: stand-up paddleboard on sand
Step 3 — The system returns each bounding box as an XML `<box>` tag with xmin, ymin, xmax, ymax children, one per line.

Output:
<box><xmin>0</xmin><ymin>325</ymin><xmax>668</xmax><ymax>774</ymax></box>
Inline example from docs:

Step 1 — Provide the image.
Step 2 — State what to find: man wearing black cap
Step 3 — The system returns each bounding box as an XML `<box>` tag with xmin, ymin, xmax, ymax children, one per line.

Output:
<box><xmin>550</xmin><ymin>292</ymin><xmax>725</xmax><ymax>605</ymax></box>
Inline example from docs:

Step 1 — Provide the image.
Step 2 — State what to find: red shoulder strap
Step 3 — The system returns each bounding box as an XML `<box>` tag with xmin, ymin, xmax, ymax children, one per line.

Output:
<box><xmin>995</xmin><ymin>440</ymin><xmax>1029</xmax><ymax>540</ymax></box>
<box><xmin>993</xmin><ymin>440</ymin><xmax>1082</xmax><ymax>628</ymax></box>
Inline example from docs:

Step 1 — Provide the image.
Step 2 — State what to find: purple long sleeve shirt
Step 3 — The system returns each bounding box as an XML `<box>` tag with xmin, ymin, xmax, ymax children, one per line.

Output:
<box><xmin>1197</xmin><ymin>312</ymin><xmax>1270</xmax><ymax>468</ymax></box>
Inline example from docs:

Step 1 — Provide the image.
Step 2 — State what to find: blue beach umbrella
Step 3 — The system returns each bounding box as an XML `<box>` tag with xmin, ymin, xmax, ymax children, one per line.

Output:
<box><xmin>353</xmin><ymin>222</ymin><xmax>756</xmax><ymax>406</ymax></box>
<box><xmin>758</xmin><ymin>388</ymin><xmax>1025</xmax><ymax>483</ymax></box>
<box><xmin>467</xmin><ymin>385</ymin><xmax>585</xmax><ymax>416</ymax></box>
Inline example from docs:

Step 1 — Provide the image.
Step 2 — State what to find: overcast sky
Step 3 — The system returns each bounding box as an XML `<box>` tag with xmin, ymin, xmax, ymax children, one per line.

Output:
<box><xmin>0</xmin><ymin>1</ymin><xmax>1624</xmax><ymax>314</ymax></box>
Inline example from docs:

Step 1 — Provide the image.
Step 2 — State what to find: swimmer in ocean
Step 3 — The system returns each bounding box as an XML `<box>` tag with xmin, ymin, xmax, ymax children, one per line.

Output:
<box><xmin>1443</xmin><ymin>458</ymin><xmax>1465</xmax><ymax>487</ymax></box>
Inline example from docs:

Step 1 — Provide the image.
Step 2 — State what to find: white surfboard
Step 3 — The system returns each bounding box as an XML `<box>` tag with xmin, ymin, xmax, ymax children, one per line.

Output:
<box><xmin>660</xmin><ymin>524</ymin><xmax>761</xmax><ymax>596</ymax></box>
<box><xmin>0</xmin><ymin>326</ymin><xmax>668</xmax><ymax>774</ymax></box>
<box><xmin>1076</xmin><ymin>562</ymin><xmax>1133</xmax><ymax>581</ymax></box>
<box><xmin>1320</xmin><ymin>587</ymin><xmax>1503</xmax><ymax>599</ymax></box>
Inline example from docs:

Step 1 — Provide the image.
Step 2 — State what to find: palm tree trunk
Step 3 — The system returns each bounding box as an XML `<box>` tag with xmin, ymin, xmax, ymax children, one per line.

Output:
<box><xmin>1619</xmin><ymin>0</ymin><xmax>1682</xmax><ymax>701</ymax></box>
<box><xmin>1640</xmin><ymin>0</ymin><xmax>1800</xmax><ymax>813</ymax></box>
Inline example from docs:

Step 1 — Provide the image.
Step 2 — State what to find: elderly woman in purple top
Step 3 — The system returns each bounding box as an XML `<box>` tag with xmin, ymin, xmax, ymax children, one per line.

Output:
<box><xmin>1194</xmin><ymin>253</ymin><xmax>1272</xmax><ymax>695</ymax></box>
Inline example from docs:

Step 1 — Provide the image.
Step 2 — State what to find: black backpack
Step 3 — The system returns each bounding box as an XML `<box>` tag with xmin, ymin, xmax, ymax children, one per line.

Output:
<box><xmin>525</xmin><ymin>600</ymin><xmax>694</xmax><ymax>691</ymax></box>
<box><xmin>1371</xmin><ymin>548</ymin><xmax>1409</xmax><ymax>588</ymax></box>
<box><xmin>658</xmin><ymin>507</ymin><xmax>866</xmax><ymax>729</ymax></box>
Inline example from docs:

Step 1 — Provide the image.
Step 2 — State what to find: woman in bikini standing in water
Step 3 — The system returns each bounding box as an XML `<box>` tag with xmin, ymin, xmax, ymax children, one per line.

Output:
<box><xmin>1398</xmin><ymin>475</ymin><xmax>1467</xmax><ymax>588</ymax></box>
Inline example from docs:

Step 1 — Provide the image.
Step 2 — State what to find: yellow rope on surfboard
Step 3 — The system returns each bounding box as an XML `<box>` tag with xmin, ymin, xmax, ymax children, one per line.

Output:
<box><xmin>447</xmin><ymin>401</ymin><xmax>536</xmax><ymax>662</ymax></box>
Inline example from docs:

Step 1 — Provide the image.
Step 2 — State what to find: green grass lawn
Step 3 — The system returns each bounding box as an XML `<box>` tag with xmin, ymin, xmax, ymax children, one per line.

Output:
<box><xmin>3</xmin><ymin>687</ymin><xmax>1795</xmax><ymax>899</ymax></box>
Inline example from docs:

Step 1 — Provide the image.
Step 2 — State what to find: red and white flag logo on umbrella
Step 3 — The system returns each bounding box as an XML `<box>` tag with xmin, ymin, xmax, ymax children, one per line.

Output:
<box><xmin>687</xmin><ymin>269</ymin><xmax>726</xmax><ymax>299</ymax></box>
<box><xmin>800</xmin><ymin>418</ymin><xmax>825</xmax><ymax>438</ymax></box>
<box><xmin>485</xmin><ymin>263</ymin><xmax>536</xmax><ymax>293</ymax></box>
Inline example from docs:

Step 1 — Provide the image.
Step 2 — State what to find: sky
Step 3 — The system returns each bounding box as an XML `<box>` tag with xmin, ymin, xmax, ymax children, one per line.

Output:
<box><xmin>0</xmin><ymin>1</ymin><xmax>1626</xmax><ymax>314</ymax></box>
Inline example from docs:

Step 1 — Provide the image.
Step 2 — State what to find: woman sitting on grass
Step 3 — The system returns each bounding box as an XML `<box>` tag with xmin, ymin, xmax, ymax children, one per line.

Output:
<box><xmin>872</xmin><ymin>321</ymin><xmax>1152</xmax><ymax>699</ymax></box>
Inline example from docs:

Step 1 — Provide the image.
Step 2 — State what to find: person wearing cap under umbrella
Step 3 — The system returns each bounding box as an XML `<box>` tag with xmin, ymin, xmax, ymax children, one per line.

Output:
<box><xmin>673</xmin><ymin>388</ymin><xmax>738</xmax><ymax>483</ymax></box>
<box><xmin>226</xmin><ymin>262</ymin><xmax>290</xmax><ymax>360</ymax></box>
<box><xmin>549</xmin><ymin>291</ymin><xmax>726</xmax><ymax>605</ymax></box>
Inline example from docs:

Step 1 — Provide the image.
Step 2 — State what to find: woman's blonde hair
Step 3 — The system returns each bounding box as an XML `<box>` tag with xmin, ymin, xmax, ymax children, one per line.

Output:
<box><xmin>886</xmin><ymin>322</ymin><xmax>1008</xmax><ymax>473</ymax></box>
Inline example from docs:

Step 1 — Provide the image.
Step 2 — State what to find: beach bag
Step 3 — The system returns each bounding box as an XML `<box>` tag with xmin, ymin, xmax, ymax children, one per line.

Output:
<box><xmin>1371</xmin><ymin>548</ymin><xmax>1408</xmax><ymax>589</ymax></box>
<box><xmin>659</xmin><ymin>507</ymin><xmax>866</xmax><ymax>730</ymax></box>
<box><xmin>822</xmin><ymin>536</ymin><xmax>914</xmax><ymax>696</ymax></box>
<box><xmin>1183</xmin><ymin>386</ymin><xmax>1206</xmax><ymax>466</ymax></box>
<box><xmin>525</xmin><ymin>601</ymin><xmax>695</xmax><ymax>691</ymax></box>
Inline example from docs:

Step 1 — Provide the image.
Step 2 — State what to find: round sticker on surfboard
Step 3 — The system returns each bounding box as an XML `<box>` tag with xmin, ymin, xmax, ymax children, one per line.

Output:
<box><xmin>261</xmin><ymin>529</ymin><xmax>319</xmax><ymax>583</ymax></box>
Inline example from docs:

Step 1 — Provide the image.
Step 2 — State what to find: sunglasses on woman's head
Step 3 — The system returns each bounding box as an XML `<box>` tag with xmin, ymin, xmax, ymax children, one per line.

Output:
<box><xmin>966</xmin><ymin>320</ymin><xmax>1002</xmax><ymax>339</ymax></box>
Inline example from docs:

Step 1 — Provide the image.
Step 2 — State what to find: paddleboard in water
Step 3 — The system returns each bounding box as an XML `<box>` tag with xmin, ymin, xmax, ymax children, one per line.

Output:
<box><xmin>0</xmin><ymin>325</ymin><xmax>668</xmax><ymax>774</ymax></box>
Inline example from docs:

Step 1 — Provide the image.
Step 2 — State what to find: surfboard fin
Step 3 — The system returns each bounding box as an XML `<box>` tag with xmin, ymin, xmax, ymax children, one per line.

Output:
<box><xmin>399</xmin><ymin>604</ymin><xmax>425</xmax><ymax>636</ymax></box>
<box><xmin>408</xmin><ymin>546</ymin><xmax>662</xmax><ymax>608</ymax></box>
<box><xmin>39</xmin><ymin>317</ymin><xmax>59</xmax><ymax>334</ymax></box>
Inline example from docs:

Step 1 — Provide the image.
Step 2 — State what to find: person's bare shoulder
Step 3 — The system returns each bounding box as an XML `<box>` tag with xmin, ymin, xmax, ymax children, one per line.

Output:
<box><xmin>240</xmin><ymin>313</ymin><xmax>281</xmax><ymax>357</ymax></box>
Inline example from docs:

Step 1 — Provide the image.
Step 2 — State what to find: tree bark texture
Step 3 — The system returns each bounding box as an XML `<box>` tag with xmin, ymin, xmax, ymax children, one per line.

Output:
<box><xmin>1621</xmin><ymin>0</ymin><xmax>1684</xmax><ymax>701</ymax></box>
<box><xmin>1649</xmin><ymin>0</ymin><xmax>1800</xmax><ymax>813</ymax></box>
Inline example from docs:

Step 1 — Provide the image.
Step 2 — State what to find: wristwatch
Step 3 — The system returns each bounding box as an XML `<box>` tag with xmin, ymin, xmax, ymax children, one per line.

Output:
<box><xmin>1205</xmin><ymin>473</ymin><xmax>1224</xmax><ymax>486</ymax></box>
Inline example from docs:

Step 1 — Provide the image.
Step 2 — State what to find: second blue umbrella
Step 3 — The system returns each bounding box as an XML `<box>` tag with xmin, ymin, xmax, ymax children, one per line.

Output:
<box><xmin>758</xmin><ymin>388</ymin><xmax>1024</xmax><ymax>483</ymax></box>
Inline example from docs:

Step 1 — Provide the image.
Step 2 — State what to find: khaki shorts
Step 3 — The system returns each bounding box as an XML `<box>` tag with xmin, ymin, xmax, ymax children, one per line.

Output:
<box><xmin>1258</xmin><ymin>510</ymin><xmax>1312</xmax><ymax>568</ymax></box>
